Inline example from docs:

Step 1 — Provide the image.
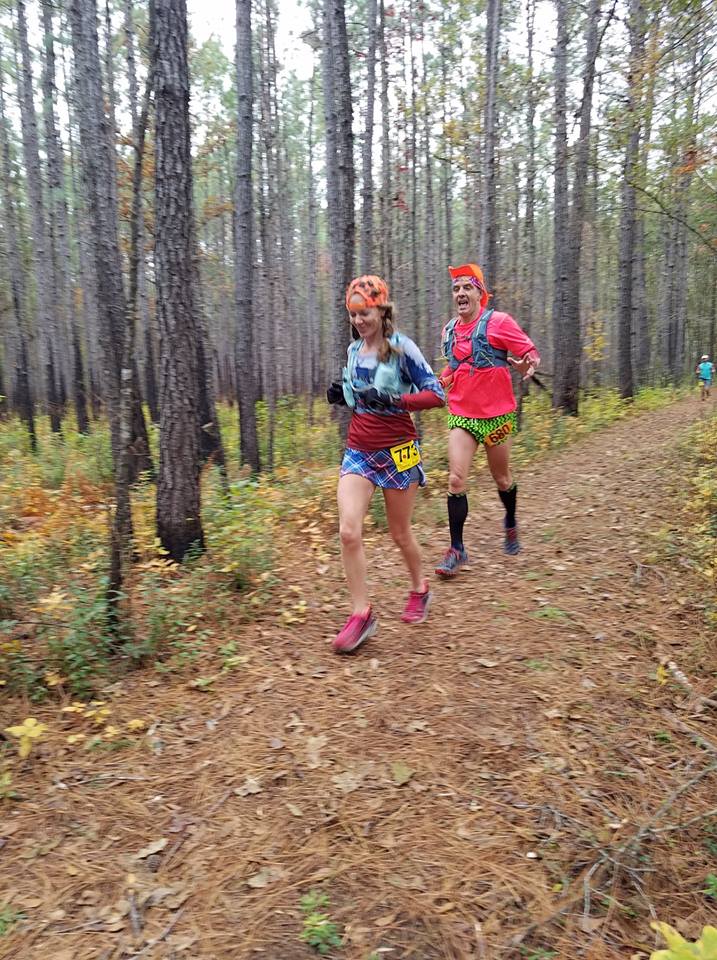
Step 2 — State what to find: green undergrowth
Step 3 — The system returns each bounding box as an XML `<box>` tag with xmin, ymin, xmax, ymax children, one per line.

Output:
<box><xmin>646</xmin><ymin>408</ymin><xmax>716</xmax><ymax>628</ymax></box>
<box><xmin>0</xmin><ymin>384</ymin><xmax>689</xmax><ymax>700</ymax></box>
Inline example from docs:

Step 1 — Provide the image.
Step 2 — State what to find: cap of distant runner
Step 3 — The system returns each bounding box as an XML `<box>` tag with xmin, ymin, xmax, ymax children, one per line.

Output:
<box><xmin>702</xmin><ymin>354</ymin><xmax>709</xmax><ymax>360</ymax></box>
<box><xmin>448</xmin><ymin>263</ymin><xmax>490</xmax><ymax>308</ymax></box>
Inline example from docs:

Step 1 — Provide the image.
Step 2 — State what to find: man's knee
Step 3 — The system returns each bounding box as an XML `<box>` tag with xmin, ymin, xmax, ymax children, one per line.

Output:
<box><xmin>448</xmin><ymin>471</ymin><xmax>467</xmax><ymax>494</ymax></box>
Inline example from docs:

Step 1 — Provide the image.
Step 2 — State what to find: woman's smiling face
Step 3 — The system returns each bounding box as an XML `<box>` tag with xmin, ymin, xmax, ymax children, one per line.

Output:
<box><xmin>452</xmin><ymin>277</ymin><xmax>482</xmax><ymax>319</ymax></box>
<box><xmin>349</xmin><ymin>305</ymin><xmax>382</xmax><ymax>340</ymax></box>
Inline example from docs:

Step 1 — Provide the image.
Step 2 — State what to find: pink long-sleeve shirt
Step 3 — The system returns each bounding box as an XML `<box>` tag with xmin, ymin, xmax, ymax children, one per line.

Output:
<box><xmin>439</xmin><ymin>309</ymin><xmax>539</xmax><ymax>420</ymax></box>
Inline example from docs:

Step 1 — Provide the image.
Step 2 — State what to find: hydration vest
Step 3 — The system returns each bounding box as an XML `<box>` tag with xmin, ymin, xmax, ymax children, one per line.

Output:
<box><xmin>441</xmin><ymin>308</ymin><xmax>508</xmax><ymax>373</ymax></box>
<box><xmin>342</xmin><ymin>332</ymin><xmax>416</xmax><ymax>409</ymax></box>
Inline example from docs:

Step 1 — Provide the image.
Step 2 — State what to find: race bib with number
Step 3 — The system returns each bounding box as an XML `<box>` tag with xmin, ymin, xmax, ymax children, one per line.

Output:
<box><xmin>484</xmin><ymin>420</ymin><xmax>514</xmax><ymax>447</ymax></box>
<box><xmin>389</xmin><ymin>440</ymin><xmax>421</xmax><ymax>471</ymax></box>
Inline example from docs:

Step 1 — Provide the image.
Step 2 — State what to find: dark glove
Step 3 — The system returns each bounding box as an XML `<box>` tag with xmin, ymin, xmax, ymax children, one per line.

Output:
<box><xmin>326</xmin><ymin>381</ymin><xmax>346</xmax><ymax>406</ymax></box>
<box><xmin>362</xmin><ymin>386</ymin><xmax>399</xmax><ymax>412</ymax></box>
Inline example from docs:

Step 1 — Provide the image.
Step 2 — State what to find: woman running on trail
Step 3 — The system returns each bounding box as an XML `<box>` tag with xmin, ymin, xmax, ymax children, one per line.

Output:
<box><xmin>326</xmin><ymin>275</ymin><xmax>445</xmax><ymax>654</ymax></box>
<box><xmin>696</xmin><ymin>354</ymin><xmax>715</xmax><ymax>400</ymax></box>
<box><xmin>434</xmin><ymin>263</ymin><xmax>539</xmax><ymax>576</ymax></box>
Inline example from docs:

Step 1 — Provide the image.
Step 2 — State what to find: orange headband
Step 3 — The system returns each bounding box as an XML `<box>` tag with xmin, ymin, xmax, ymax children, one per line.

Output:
<box><xmin>346</xmin><ymin>275</ymin><xmax>389</xmax><ymax>312</ymax></box>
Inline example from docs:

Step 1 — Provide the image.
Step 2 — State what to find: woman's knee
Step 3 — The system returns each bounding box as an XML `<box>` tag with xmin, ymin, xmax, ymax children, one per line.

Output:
<box><xmin>389</xmin><ymin>525</ymin><xmax>415</xmax><ymax>551</ymax></box>
<box><xmin>339</xmin><ymin>521</ymin><xmax>362</xmax><ymax>550</ymax></box>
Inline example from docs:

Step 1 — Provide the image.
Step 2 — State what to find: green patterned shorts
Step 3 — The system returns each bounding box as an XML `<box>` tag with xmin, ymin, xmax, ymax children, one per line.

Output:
<box><xmin>448</xmin><ymin>411</ymin><xmax>517</xmax><ymax>447</ymax></box>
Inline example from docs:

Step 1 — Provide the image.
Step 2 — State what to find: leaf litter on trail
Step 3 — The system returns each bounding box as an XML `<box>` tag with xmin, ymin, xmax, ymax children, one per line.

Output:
<box><xmin>390</xmin><ymin>761</ymin><xmax>415</xmax><ymax>786</ymax></box>
<box><xmin>134</xmin><ymin>838</ymin><xmax>168</xmax><ymax>860</ymax></box>
<box><xmin>246</xmin><ymin>865</ymin><xmax>285</xmax><ymax>888</ymax></box>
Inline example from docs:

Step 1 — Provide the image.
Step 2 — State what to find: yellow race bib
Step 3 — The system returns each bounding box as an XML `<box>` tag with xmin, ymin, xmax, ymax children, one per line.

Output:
<box><xmin>389</xmin><ymin>440</ymin><xmax>421</xmax><ymax>471</ymax></box>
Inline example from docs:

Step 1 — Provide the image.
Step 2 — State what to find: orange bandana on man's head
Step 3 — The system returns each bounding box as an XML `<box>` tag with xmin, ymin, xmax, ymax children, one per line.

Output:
<box><xmin>346</xmin><ymin>275</ymin><xmax>389</xmax><ymax>312</ymax></box>
<box><xmin>448</xmin><ymin>263</ymin><xmax>490</xmax><ymax>308</ymax></box>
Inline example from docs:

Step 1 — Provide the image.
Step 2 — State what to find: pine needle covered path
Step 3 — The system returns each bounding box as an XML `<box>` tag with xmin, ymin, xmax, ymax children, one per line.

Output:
<box><xmin>2</xmin><ymin>399</ymin><xmax>716</xmax><ymax>960</ymax></box>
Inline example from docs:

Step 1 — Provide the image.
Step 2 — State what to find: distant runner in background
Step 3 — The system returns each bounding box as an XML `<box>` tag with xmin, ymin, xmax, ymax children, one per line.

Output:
<box><xmin>435</xmin><ymin>263</ymin><xmax>540</xmax><ymax>575</ymax></box>
<box><xmin>696</xmin><ymin>354</ymin><xmax>715</xmax><ymax>400</ymax></box>
<box><xmin>326</xmin><ymin>275</ymin><xmax>445</xmax><ymax>654</ymax></box>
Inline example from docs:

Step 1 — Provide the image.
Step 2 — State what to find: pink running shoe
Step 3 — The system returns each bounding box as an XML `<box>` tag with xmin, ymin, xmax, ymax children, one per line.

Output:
<box><xmin>401</xmin><ymin>583</ymin><xmax>432</xmax><ymax>624</ymax></box>
<box><xmin>332</xmin><ymin>608</ymin><xmax>377</xmax><ymax>654</ymax></box>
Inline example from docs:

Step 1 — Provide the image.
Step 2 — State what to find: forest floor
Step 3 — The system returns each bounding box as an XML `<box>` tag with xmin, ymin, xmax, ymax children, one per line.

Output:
<box><xmin>1</xmin><ymin>397</ymin><xmax>716</xmax><ymax>960</ymax></box>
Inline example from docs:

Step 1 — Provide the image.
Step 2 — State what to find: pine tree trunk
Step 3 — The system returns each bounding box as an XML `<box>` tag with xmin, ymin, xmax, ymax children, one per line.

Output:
<box><xmin>360</xmin><ymin>0</ymin><xmax>378</xmax><ymax>274</ymax></box>
<box><xmin>41</xmin><ymin>0</ymin><xmax>90</xmax><ymax>435</ymax></box>
<box><xmin>235</xmin><ymin>0</ymin><xmax>261</xmax><ymax>472</ymax></box>
<box><xmin>0</xmin><ymin>46</ymin><xmax>37</xmax><ymax>450</ymax></box>
<box><xmin>322</xmin><ymin>0</ymin><xmax>355</xmax><ymax>378</ymax></box>
<box><xmin>561</xmin><ymin>0</ymin><xmax>604</xmax><ymax>409</ymax></box>
<box><xmin>618</xmin><ymin>0</ymin><xmax>646</xmax><ymax>399</ymax></box>
<box><xmin>16</xmin><ymin>0</ymin><xmax>62</xmax><ymax>434</ymax></box>
<box><xmin>154</xmin><ymin>0</ymin><xmax>205</xmax><ymax>560</ymax></box>
<box><xmin>124</xmin><ymin>0</ymin><xmax>160</xmax><ymax>424</ymax></box>
<box><xmin>378</xmin><ymin>0</ymin><xmax>393</xmax><ymax>292</ymax></box>
<box><xmin>551</xmin><ymin>0</ymin><xmax>573</xmax><ymax>412</ymax></box>
<box><xmin>479</xmin><ymin>0</ymin><xmax>501</xmax><ymax>291</ymax></box>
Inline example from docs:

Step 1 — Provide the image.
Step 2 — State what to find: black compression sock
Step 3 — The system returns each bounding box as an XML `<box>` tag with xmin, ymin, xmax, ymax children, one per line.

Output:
<box><xmin>447</xmin><ymin>493</ymin><xmax>468</xmax><ymax>550</ymax></box>
<box><xmin>498</xmin><ymin>483</ymin><xmax>517</xmax><ymax>528</ymax></box>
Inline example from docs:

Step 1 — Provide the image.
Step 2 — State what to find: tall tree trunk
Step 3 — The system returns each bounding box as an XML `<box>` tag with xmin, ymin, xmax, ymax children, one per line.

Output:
<box><xmin>551</xmin><ymin>0</ymin><xmax>573</xmax><ymax>412</ymax></box>
<box><xmin>16</xmin><ymin>0</ymin><xmax>62</xmax><ymax>434</ymax></box>
<box><xmin>378</xmin><ymin>0</ymin><xmax>393</xmax><ymax>293</ymax></box>
<box><xmin>617</xmin><ymin>0</ymin><xmax>645</xmax><ymax>400</ymax></box>
<box><xmin>235</xmin><ymin>0</ymin><xmax>261</xmax><ymax>471</ymax></box>
<box><xmin>41</xmin><ymin>0</ymin><xmax>90</xmax><ymax>435</ymax></box>
<box><xmin>479</xmin><ymin>0</ymin><xmax>501</xmax><ymax>291</ymax></box>
<box><xmin>306</xmin><ymin>68</ymin><xmax>320</xmax><ymax>400</ymax></box>
<box><xmin>562</xmin><ymin>0</ymin><xmax>605</xmax><ymax>408</ymax></box>
<box><xmin>124</xmin><ymin>0</ymin><xmax>160</xmax><ymax>424</ymax></box>
<box><xmin>521</xmin><ymin>0</ymin><xmax>536</xmax><ymax>333</ymax></box>
<box><xmin>153</xmin><ymin>0</ymin><xmax>204</xmax><ymax>560</ymax></box>
<box><xmin>322</xmin><ymin>0</ymin><xmax>355</xmax><ymax>378</ymax></box>
<box><xmin>0</xmin><ymin>44</ymin><xmax>37</xmax><ymax>450</ymax></box>
<box><xmin>360</xmin><ymin>0</ymin><xmax>378</xmax><ymax>274</ymax></box>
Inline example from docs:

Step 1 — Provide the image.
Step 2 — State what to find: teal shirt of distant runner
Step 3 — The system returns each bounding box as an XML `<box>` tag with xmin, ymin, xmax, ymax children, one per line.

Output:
<box><xmin>698</xmin><ymin>361</ymin><xmax>713</xmax><ymax>383</ymax></box>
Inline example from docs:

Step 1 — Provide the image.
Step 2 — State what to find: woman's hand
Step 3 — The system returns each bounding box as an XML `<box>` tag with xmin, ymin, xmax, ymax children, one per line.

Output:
<box><xmin>326</xmin><ymin>381</ymin><xmax>347</xmax><ymax>406</ymax></box>
<box><xmin>508</xmin><ymin>354</ymin><xmax>538</xmax><ymax>381</ymax></box>
<box><xmin>438</xmin><ymin>374</ymin><xmax>453</xmax><ymax>390</ymax></box>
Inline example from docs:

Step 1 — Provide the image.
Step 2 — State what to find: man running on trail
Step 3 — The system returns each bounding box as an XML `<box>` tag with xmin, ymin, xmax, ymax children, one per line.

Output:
<box><xmin>435</xmin><ymin>263</ymin><xmax>540</xmax><ymax>575</ymax></box>
<box><xmin>696</xmin><ymin>355</ymin><xmax>715</xmax><ymax>401</ymax></box>
<box><xmin>327</xmin><ymin>275</ymin><xmax>445</xmax><ymax>653</ymax></box>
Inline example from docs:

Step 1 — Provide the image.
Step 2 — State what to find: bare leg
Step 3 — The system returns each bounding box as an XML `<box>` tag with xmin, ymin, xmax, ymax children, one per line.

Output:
<box><xmin>485</xmin><ymin>437</ymin><xmax>513</xmax><ymax>491</ymax></box>
<box><xmin>447</xmin><ymin>427</ymin><xmax>478</xmax><ymax>494</ymax></box>
<box><xmin>337</xmin><ymin>474</ymin><xmax>375</xmax><ymax>614</ymax></box>
<box><xmin>383</xmin><ymin>483</ymin><xmax>423</xmax><ymax>591</ymax></box>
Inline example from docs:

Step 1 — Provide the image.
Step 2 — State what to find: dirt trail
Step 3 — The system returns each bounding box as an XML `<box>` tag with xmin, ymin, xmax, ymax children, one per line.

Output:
<box><xmin>3</xmin><ymin>399</ymin><xmax>716</xmax><ymax>960</ymax></box>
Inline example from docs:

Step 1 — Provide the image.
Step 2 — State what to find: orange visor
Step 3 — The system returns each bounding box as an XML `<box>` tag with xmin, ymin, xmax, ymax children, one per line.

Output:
<box><xmin>449</xmin><ymin>263</ymin><xmax>490</xmax><ymax>308</ymax></box>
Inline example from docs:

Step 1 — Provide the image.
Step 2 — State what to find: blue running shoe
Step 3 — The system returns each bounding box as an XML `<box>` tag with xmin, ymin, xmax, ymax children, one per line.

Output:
<box><xmin>435</xmin><ymin>547</ymin><xmax>469</xmax><ymax>578</ymax></box>
<box><xmin>504</xmin><ymin>524</ymin><xmax>521</xmax><ymax>555</ymax></box>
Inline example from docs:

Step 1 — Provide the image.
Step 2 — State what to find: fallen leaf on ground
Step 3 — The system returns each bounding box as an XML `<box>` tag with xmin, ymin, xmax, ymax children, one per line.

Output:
<box><xmin>135</xmin><ymin>838</ymin><xmax>168</xmax><ymax>860</ymax></box>
<box><xmin>246</xmin><ymin>866</ymin><xmax>284</xmax><ymax>888</ymax></box>
<box><xmin>332</xmin><ymin>769</ymin><xmax>366</xmax><ymax>794</ymax></box>
<box><xmin>391</xmin><ymin>761</ymin><xmax>415</xmax><ymax>786</ymax></box>
<box><xmin>235</xmin><ymin>777</ymin><xmax>262</xmax><ymax>797</ymax></box>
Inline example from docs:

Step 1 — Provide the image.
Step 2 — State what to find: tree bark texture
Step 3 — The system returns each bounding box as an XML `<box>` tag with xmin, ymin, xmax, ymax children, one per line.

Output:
<box><xmin>479</xmin><ymin>0</ymin><xmax>501</xmax><ymax>292</ymax></box>
<box><xmin>551</xmin><ymin>0</ymin><xmax>574</xmax><ymax>412</ymax></box>
<box><xmin>234</xmin><ymin>0</ymin><xmax>261</xmax><ymax>471</ymax></box>
<box><xmin>16</xmin><ymin>0</ymin><xmax>62</xmax><ymax>433</ymax></box>
<box><xmin>154</xmin><ymin>0</ymin><xmax>205</xmax><ymax>560</ymax></box>
<box><xmin>321</xmin><ymin>0</ymin><xmax>355</xmax><ymax>379</ymax></box>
